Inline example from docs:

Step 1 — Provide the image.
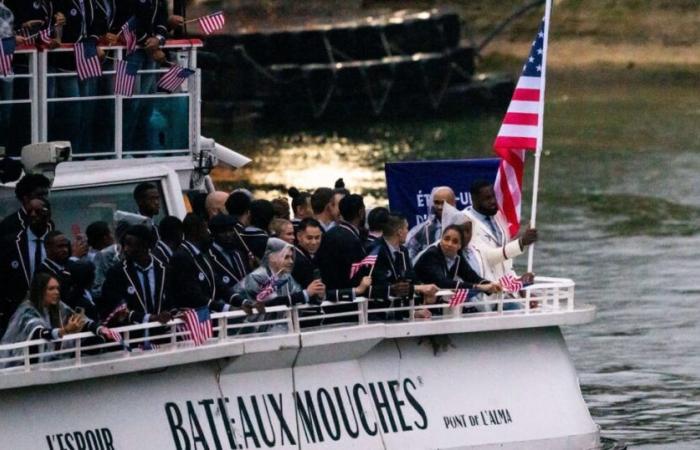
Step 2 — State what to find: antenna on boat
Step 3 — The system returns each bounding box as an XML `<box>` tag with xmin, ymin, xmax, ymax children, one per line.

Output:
<box><xmin>526</xmin><ymin>0</ymin><xmax>553</xmax><ymax>272</ymax></box>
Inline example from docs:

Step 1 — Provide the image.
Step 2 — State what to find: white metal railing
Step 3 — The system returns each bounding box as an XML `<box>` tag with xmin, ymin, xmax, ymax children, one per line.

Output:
<box><xmin>0</xmin><ymin>47</ymin><xmax>40</xmax><ymax>144</ymax></box>
<box><xmin>0</xmin><ymin>277</ymin><xmax>577</xmax><ymax>373</ymax></box>
<box><xmin>2</xmin><ymin>40</ymin><xmax>201</xmax><ymax>159</ymax></box>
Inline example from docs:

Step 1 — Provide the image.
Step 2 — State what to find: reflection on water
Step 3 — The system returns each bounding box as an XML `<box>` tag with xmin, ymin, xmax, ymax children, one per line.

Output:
<box><xmin>206</xmin><ymin>65</ymin><xmax>700</xmax><ymax>447</ymax></box>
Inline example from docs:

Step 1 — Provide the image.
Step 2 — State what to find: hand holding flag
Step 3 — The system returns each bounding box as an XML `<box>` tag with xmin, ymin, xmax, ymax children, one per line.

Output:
<box><xmin>448</xmin><ymin>289</ymin><xmax>469</xmax><ymax>307</ymax></box>
<box><xmin>498</xmin><ymin>274</ymin><xmax>524</xmax><ymax>293</ymax></box>
<box><xmin>349</xmin><ymin>247</ymin><xmax>380</xmax><ymax>279</ymax></box>
<box><xmin>197</xmin><ymin>11</ymin><xmax>225</xmax><ymax>35</ymax></box>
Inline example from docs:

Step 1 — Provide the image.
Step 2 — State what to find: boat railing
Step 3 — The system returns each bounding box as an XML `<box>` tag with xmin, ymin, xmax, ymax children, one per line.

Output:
<box><xmin>0</xmin><ymin>276</ymin><xmax>580</xmax><ymax>374</ymax></box>
<box><xmin>1</xmin><ymin>40</ymin><xmax>202</xmax><ymax>160</ymax></box>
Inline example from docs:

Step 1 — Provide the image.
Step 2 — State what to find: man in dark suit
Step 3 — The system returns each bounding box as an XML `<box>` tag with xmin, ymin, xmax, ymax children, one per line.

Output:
<box><xmin>37</xmin><ymin>230</ymin><xmax>74</xmax><ymax>301</ymax></box>
<box><xmin>0</xmin><ymin>173</ymin><xmax>51</xmax><ymax>238</ymax></box>
<box><xmin>293</xmin><ymin>217</ymin><xmax>370</xmax><ymax>303</ymax></box>
<box><xmin>133</xmin><ymin>182</ymin><xmax>161</xmax><ymax>239</ymax></box>
<box><xmin>101</xmin><ymin>225</ymin><xmax>170</xmax><ymax>326</ymax></box>
<box><xmin>315</xmin><ymin>194</ymin><xmax>367</xmax><ymax>290</ymax></box>
<box><xmin>240</xmin><ymin>199</ymin><xmax>273</xmax><ymax>261</ymax></box>
<box><xmin>207</xmin><ymin>214</ymin><xmax>249</xmax><ymax>309</ymax></box>
<box><xmin>165</xmin><ymin>213</ymin><xmax>218</xmax><ymax>311</ymax></box>
<box><xmin>364</xmin><ymin>206</ymin><xmax>389</xmax><ymax>252</ymax></box>
<box><xmin>152</xmin><ymin>215</ymin><xmax>183</xmax><ymax>264</ymax></box>
<box><xmin>369</xmin><ymin>213</ymin><xmax>438</xmax><ymax>319</ymax></box>
<box><xmin>0</xmin><ymin>197</ymin><xmax>52</xmax><ymax>331</ymax></box>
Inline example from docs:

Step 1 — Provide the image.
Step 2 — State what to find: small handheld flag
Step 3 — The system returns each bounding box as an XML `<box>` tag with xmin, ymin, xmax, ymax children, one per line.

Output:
<box><xmin>114</xmin><ymin>58</ymin><xmax>138</xmax><ymax>97</ymax></box>
<box><xmin>256</xmin><ymin>275</ymin><xmax>278</xmax><ymax>302</ymax></box>
<box><xmin>0</xmin><ymin>36</ymin><xmax>16</xmax><ymax>77</ymax></box>
<box><xmin>75</xmin><ymin>40</ymin><xmax>103</xmax><ymax>80</ymax></box>
<box><xmin>180</xmin><ymin>307</ymin><xmax>213</xmax><ymax>346</ymax></box>
<box><xmin>103</xmin><ymin>303</ymin><xmax>128</xmax><ymax>325</ymax></box>
<box><xmin>349</xmin><ymin>248</ymin><xmax>379</xmax><ymax>278</ymax></box>
<box><xmin>39</xmin><ymin>28</ymin><xmax>52</xmax><ymax>45</ymax></box>
<box><xmin>99</xmin><ymin>326</ymin><xmax>122</xmax><ymax>343</ymax></box>
<box><xmin>157</xmin><ymin>65</ymin><xmax>194</xmax><ymax>92</ymax></box>
<box><xmin>198</xmin><ymin>11</ymin><xmax>225</xmax><ymax>35</ymax></box>
<box><xmin>499</xmin><ymin>274</ymin><xmax>524</xmax><ymax>293</ymax></box>
<box><xmin>121</xmin><ymin>17</ymin><xmax>137</xmax><ymax>55</ymax></box>
<box><xmin>448</xmin><ymin>289</ymin><xmax>469</xmax><ymax>307</ymax></box>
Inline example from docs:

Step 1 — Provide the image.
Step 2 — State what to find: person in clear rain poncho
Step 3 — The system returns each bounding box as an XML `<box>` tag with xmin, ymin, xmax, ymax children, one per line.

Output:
<box><xmin>233</xmin><ymin>238</ymin><xmax>313</xmax><ymax>333</ymax></box>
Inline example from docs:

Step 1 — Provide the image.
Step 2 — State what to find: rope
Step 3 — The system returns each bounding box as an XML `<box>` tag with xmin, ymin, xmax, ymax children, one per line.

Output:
<box><xmin>477</xmin><ymin>0</ymin><xmax>546</xmax><ymax>53</ymax></box>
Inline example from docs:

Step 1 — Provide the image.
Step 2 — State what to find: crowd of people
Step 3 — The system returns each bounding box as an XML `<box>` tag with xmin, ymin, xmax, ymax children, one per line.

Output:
<box><xmin>0</xmin><ymin>0</ymin><xmax>187</xmax><ymax>154</ymax></box>
<box><xmin>0</xmin><ymin>173</ymin><xmax>539</xmax><ymax>355</ymax></box>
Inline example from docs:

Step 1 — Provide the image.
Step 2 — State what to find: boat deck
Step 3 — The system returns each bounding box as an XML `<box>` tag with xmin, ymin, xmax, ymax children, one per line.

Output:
<box><xmin>0</xmin><ymin>277</ymin><xmax>594</xmax><ymax>391</ymax></box>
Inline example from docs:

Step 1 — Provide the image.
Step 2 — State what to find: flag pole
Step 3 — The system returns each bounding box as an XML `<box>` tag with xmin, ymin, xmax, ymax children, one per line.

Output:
<box><xmin>526</xmin><ymin>0</ymin><xmax>552</xmax><ymax>273</ymax></box>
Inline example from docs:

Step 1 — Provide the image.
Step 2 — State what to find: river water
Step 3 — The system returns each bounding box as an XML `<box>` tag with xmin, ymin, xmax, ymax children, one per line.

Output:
<box><xmin>205</xmin><ymin>65</ymin><xmax>700</xmax><ymax>448</ymax></box>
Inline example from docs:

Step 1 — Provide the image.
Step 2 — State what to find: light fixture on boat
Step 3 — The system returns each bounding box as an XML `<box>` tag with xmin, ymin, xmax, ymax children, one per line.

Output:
<box><xmin>21</xmin><ymin>141</ymin><xmax>72</xmax><ymax>184</ymax></box>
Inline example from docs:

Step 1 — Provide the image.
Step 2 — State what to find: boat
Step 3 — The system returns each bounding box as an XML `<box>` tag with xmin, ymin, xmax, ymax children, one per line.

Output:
<box><xmin>197</xmin><ymin>9</ymin><xmax>515</xmax><ymax>120</ymax></box>
<box><xmin>0</xmin><ymin>40</ymin><xmax>601</xmax><ymax>449</ymax></box>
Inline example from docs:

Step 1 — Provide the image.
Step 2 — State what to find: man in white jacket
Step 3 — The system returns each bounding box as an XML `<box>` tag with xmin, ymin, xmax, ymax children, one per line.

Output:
<box><xmin>462</xmin><ymin>180</ymin><xmax>537</xmax><ymax>284</ymax></box>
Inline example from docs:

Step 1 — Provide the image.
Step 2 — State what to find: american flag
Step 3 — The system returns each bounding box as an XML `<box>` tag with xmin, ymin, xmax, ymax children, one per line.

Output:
<box><xmin>114</xmin><ymin>58</ymin><xmax>138</xmax><ymax>97</ymax></box>
<box><xmin>198</xmin><ymin>11</ymin><xmax>226</xmax><ymax>35</ymax></box>
<box><xmin>157</xmin><ymin>65</ymin><xmax>195</xmax><ymax>93</ymax></box>
<box><xmin>99</xmin><ymin>326</ymin><xmax>122</xmax><ymax>343</ymax></box>
<box><xmin>19</xmin><ymin>29</ymin><xmax>35</xmax><ymax>46</ymax></box>
<box><xmin>349</xmin><ymin>248</ymin><xmax>379</xmax><ymax>278</ymax></box>
<box><xmin>74</xmin><ymin>40</ymin><xmax>103</xmax><ymax>80</ymax></box>
<box><xmin>38</xmin><ymin>28</ymin><xmax>53</xmax><ymax>45</ymax></box>
<box><xmin>256</xmin><ymin>275</ymin><xmax>278</xmax><ymax>302</ymax></box>
<box><xmin>0</xmin><ymin>36</ymin><xmax>15</xmax><ymax>77</ymax></box>
<box><xmin>121</xmin><ymin>17</ymin><xmax>137</xmax><ymax>55</ymax></box>
<box><xmin>493</xmin><ymin>18</ymin><xmax>548</xmax><ymax>236</ymax></box>
<box><xmin>448</xmin><ymin>289</ymin><xmax>469</xmax><ymax>307</ymax></box>
<box><xmin>499</xmin><ymin>274</ymin><xmax>524</xmax><ymax>293</ymax></box>
<box><xmin>181</xmin><ymin>307</ymin><xmax>213</xmax><ymax>346</ymax></box>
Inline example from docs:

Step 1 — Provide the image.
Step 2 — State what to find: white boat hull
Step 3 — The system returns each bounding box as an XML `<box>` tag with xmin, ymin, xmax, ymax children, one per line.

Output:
<box><xmin>1</xmin><ymin>326</ymin><xmax>598</xmax><ymax>449</ymax></box>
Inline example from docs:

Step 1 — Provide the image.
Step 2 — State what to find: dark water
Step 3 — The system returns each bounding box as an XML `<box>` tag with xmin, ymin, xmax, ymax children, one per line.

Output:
<box><xmin>205</xmin><ymin>66</ymin><xmax>700</xmax><ymax>448</ymax></box>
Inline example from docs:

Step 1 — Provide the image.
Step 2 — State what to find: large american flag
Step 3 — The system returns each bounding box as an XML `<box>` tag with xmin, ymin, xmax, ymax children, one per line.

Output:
<box><xmin>75</xmin><ymin>41</ymin><xmax>103</xmax><ymax>80</ymax></box>
<box><xmin>121</xmin><ymin>17</ymin><xmax>137</xmax><ymax>55</ymax></box>
<box><xmin>349</xmin><ymin>247</ymin><xmax>379</xmax><ymax>278</ymax></box>
<box><xmin>0</xmin><ymin>36</ymin><xmax>15</xmax><ymax>77</ymax></box>
<box><xmin>114</xmin><ymin>58</ymin><xmax>138</xmax><ymax>97</ymax></box>
<box><xmin>448</xmin><ymin>289</ymin><xmax>469</xmax><ymax>307</ymax></box>
<box><xmin>181</xmin><ymin>307</ymin><xmax>213</xmax><ymax>346</ymax></box>
<box><xmin>493</xmin><ymin>18</ymin><xmax>548</xmax><ymax>236</ymax></box>
<box><xmin>199</xmin><ymin>11</ymin><xmax>226</xmax><ymax>35</ymax></box>
<box><xmin>157</xmin><ymin>65</ymin><xmax>195</xmax><ymax>92</ymax></box>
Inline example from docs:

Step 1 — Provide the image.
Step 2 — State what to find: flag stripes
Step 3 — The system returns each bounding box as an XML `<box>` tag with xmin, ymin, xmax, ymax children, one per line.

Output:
<box><xmin>114</xmin><ymin>59</ymin><xmax>137</xmax><ymax>97</ymax></box>
<box><xmin>349</xmin><ymin>253</ymin><xmax>378</xmax><ymax>279</ymax></box>
<box><xmin>499</xmin><ymin>275</ymin><xmax>524</xmax><ymax>293</ymax></box>
<box><xmin>157</xmin><ymin>65</ymin><xmax>194</xmax><ymax>92</ymax></box>
<box><xmin>181</xmin><ymin>308</ymin><xmax>213</xmax><ymax>346</ymax></box>
<box><xmin>74</xmin><ymin>41</ymin><xmax>102</xmax><ymax>80</ymax></box>
<box><xmin>199</xmin><ymin>11</ymin><xmax>225</xmax><ymax>35</ymax></box>
<box><xmin>448</xmin><ymin>289</ymin><xmax>469</xmax><ymax>307</ymax></box>
<box><xmin>0</xmin><ymin>36</ymin><xmax>15</xmax><ymax>77</ymax></box>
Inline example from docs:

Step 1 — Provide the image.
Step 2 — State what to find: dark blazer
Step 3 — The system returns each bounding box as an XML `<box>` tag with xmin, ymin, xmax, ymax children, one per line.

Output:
<box><xmin>240</xmin><ymin>227</ymin><xmax>268</xmax><ymax>261</ymax></box>
<box><xmin>100</xmin><ymin>255</ymin><xmax>167</xmax><ymax>324</ymax></box>
<box><xmin>59</xmin><ymin>0</ymin><xmax>110</xmax><ymax>43</ymax></box>
<box><xmin>414</xmin><ymin>244</ymin><xmax>486</xmax><ymax>289</ymax></box>
<box><xmin>208</xmin><ymin>244</ymin><xmax>248</xmax><ymax>307</ymax></box>
<box><xmin>131</xmin><ymin>0</ymin><xmax>168</xmax><ymax>43</ymax></box>
<box><xmin>316</xmin><ymin>221</ymin><xmax>366</xmax><ymax>290</ymax></box>
<box><xmin>292</xmin><ymin>246</ymin><xmax>354</xmax><ymax>302</ymax></box>
<box><xmin>165</xmin><ymin>241</ymin><xmax>216</xmax><ymax>310</ymax></box>
<box><xmin>0</xmin><ymin>229</ymin><xmax>36</xmax><ymax>327</ymax></box>
<box><xmin>5</xmin><ymin>0</ymin><xmax>56</xmax><ymax>31</ymax></box>
<box><xmin>152</xmin><ymin>240</ymin><xmax>174</xmax><ymax>265</ymax></box>
<box><xmin>368</xmin><ymin>239</ymin><xmax>415</xmax><ymax>302</ymax></box>
<box><xmin>65</xmin><ymin>288</ymin><xmax>99</xmax><ymax>321</ymax></box>
<box><xmin>0</xmin><ymin>208</ymin><xmax>53</xmax><ymax>240</ymax></box>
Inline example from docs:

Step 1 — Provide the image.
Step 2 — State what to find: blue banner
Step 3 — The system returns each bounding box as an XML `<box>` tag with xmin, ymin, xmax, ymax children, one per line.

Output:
<box><xmin>384</xmin><ymin>158</ymin><xmax>500</xmax><ymax>228</ymax></box>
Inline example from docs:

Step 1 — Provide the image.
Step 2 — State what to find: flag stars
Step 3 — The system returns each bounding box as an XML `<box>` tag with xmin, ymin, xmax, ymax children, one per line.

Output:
<box><xmin>538</xmin><ymin>31</ymin><xmax>544</xmax><ymax>38</ymax></box>
<box><xmin>536</xmin><ymin>65</ymin><xmax>542</xmax><ymax>72</ymax></box>
<box><xmin>537</xmin><ymin>48</ymin><xmax>543</xmax><ymax>55</ymax></box>
<box><xmin>529</xmin><ymin>56</ymin><xmax>535</xmax><ymax>63</ymax></box>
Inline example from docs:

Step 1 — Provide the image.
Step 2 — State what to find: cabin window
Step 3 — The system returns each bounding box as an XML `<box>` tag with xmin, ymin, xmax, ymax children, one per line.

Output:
<box><xmin>48</xmin><ymin>180</ymin><xmax>168</xmax><ymax>235</ymax></box>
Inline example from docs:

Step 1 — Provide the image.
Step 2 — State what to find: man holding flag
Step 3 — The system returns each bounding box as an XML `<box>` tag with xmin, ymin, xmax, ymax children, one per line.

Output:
<box><xmin>465</xmin><ymin>12</ymin><xmax>552</xmax><ymax>289</ymax></box>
